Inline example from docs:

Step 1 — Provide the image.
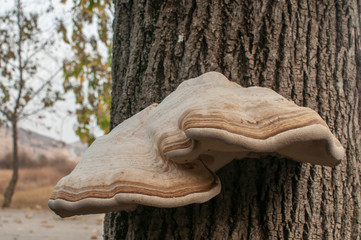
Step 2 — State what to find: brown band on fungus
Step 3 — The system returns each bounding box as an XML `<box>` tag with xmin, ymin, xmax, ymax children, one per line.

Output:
<box><xmin>180</xmin><ymin>110</ymin><xmax>326</xmax><ymax>140</ymax></box>
<box><xmin>48</xmin><ymin>72</ymin><xmax>344</xmax><ymax>217</ymax></box>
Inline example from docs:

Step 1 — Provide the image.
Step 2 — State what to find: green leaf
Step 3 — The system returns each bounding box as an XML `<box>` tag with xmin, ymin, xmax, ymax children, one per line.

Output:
<box><xmin>58</xmin><ymin>0</ymin><xmax>113</xmax><ymax>144</ymax></box>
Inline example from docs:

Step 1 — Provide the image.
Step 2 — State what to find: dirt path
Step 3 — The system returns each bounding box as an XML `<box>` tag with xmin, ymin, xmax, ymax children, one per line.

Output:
<box><xmin>0</xmin><ymin>209</ymin><xmax>104</xmax><ymax>240</ymax></box>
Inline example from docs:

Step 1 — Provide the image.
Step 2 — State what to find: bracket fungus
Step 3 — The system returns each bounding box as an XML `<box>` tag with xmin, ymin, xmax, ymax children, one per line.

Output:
<box><xmin>48</xmin><ymin>72</ymin><xmax>345</xmax><ymax>217</ymax></box>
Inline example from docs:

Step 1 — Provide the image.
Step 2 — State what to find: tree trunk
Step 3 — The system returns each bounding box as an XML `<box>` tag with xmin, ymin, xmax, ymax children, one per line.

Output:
<box><xmin>3</xmin><ymin>118</ymin><xmax>19</xmax><ymax>208</ymax></box>
<box><xmin>105</xmin><ymin>0</ymin><xmax>361</xmax><ymax>239</ymax></box>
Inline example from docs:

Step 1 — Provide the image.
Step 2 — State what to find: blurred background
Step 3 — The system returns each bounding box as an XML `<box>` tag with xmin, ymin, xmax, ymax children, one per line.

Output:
<box><xmin>0</xmin><ymin>0</ymin><xmax>113</xmax><ymax>239</ymax></box>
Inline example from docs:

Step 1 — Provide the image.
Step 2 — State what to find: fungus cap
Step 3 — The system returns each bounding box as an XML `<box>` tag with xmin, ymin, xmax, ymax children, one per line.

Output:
<box><xmin>49</xmin><ymin>72</ymin><xmax>344</xmax><ymax>217</ymax></box>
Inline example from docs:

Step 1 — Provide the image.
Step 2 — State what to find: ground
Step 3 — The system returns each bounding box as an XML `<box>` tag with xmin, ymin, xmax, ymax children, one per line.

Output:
<box><xmin>0</xmin><ymin>209</ymin><xmax>104</xmax><ymax>240</ymax></box>
<box><xmin>0</xmin><ymin>166</ymin><xmax>104</xmax><ymax>239</ymax></box>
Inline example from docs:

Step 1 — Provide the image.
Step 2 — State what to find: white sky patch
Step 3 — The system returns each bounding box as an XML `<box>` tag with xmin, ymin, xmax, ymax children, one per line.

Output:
<box><xmin>1</xmin><ymin>0</ymin><xmax>105</xmax><ymax>144</ymax></box>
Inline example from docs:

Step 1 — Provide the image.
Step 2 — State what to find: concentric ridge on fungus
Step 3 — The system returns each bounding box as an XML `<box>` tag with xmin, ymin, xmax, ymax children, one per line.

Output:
<box><xmin>48</xmin><ymin>72</ymin><xmax>345</xmax><ymax>217</ymax></box>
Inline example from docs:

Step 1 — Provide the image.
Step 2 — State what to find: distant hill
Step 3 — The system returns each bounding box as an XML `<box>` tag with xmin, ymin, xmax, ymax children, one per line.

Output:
<box><xmin>0</xmin><ymin>127</ymin><xmax>87</xmax><ymax>162</ymax></box>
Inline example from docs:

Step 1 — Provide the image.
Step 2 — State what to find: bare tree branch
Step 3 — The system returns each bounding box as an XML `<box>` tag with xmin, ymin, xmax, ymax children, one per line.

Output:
<box><xmin>0</xmin><ymin>108</ymin><xmax>12</xmax><ymax>121</ymax></box>
<box><xmin>16</xmin><ymin>67</ymin><xmax>62</xmax><ymax>117</ymax></box>
<box><xmin>22</xmin><ymin>42</ymin><xmax>47</xmax><ymax>69</ymax></box>
<box><xmin>18</xmin><ymin>105</ymin><xmax>48</xmax><ymax>120</ymax></box>
<box><xmin>22</xmin><ymin>36</ymin><xmax>56</xmax><ymax>70</ymax></box>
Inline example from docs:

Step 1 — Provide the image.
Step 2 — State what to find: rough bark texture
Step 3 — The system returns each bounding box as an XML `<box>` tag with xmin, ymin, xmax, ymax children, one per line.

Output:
<box><xmin>105</xmin><ymin>0</ymin><xmax>361</xmax><ymax>239</ymax></box>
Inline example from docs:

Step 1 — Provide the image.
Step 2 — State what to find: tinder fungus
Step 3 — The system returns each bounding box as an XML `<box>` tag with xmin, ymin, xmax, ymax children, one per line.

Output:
<box><xmin>49</xmin><ymin>72</ymin><xmax>344</xmax><ymax>217</ymax></box>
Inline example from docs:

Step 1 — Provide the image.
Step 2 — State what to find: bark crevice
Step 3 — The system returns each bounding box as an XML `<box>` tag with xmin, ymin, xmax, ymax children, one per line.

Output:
<box><xmin>106</xmin><ymin>0</ymin><xmax>361</xmax><ymax>239</ymax></box>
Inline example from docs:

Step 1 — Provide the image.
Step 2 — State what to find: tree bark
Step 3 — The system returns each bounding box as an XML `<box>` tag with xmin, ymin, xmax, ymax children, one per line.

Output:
<box><xmin>3</xmin><ymin>119</ymin><xmax>19</xmax><ymax>208</ymax></box>
<box><xmin>105</xmin><ymin>0</ymin><xmax>361</xmax><ymax>239</ymax></box>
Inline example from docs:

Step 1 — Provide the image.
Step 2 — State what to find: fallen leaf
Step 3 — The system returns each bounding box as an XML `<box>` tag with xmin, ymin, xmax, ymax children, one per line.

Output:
<box><xmin>35</xmin><ymin>205</ymin><xmax>42</xmax><ymax>210</ymax></box>
<box><xmin>42</xmin><ymin>224</ymin><xmax>55</xmax><ymax>229</ymax></box>
<box><xmin>14</xmin><ymin>218</ymin><xmax>22</xmax><ymax>224</ymax></box>
<box><xmin>96</xmin><ymin>218</ymin><xmax>104</xmax><ymax>225</ymax></box>
<box><xmin>25</xmin><ymin>212</ymin><xmax>34</xmax><ymax>219</ymax></box>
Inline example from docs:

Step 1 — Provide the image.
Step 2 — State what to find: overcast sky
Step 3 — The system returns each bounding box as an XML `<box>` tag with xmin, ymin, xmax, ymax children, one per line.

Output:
<box><xmin>1</xmin><ymin>0</ymin><xmax>103</xmax><ymax>144</ymax></box>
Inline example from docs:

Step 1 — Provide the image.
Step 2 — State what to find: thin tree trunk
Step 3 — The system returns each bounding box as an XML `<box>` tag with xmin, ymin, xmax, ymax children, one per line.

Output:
<box><xmin>2</xmin><ymin>0</ymin><xmax>23</xmax><ymax>208</ymax></box>
<box><xmin>3</xmin><ymin>119</ymin><xmax>19</xmax><ymax>208</ymax></box>
<box><xmin>105</xmin><ymin>0</ymin><xmax>361</xmax><ymax>239</ymax></box>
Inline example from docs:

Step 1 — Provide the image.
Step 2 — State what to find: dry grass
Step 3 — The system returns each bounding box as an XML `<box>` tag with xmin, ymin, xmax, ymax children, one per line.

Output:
<box><xmin>0</xmin><ymin>166</ymin><xmax>75</xmax><ymax>209</ymax></box>
<box><xmin>0</xmin><ymin>186</ymin><xmax>55</xmax><ymax>209</ymax></box>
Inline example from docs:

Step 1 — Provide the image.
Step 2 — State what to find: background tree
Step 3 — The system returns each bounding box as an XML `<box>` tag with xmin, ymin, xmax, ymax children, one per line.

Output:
<box><xmin>104</xmin><ymin>0</ymin><xmax>361</xmax><ymax>239</ymax></box>
<box><xmin>57</xmin><ymin>0</ymin><xmax>113</xmax><ymax>145</ymax></box>
<box><xmin>0</xmin><ymin>0</ymin><xmax>62</xmax><ymax>207</ymax></box>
